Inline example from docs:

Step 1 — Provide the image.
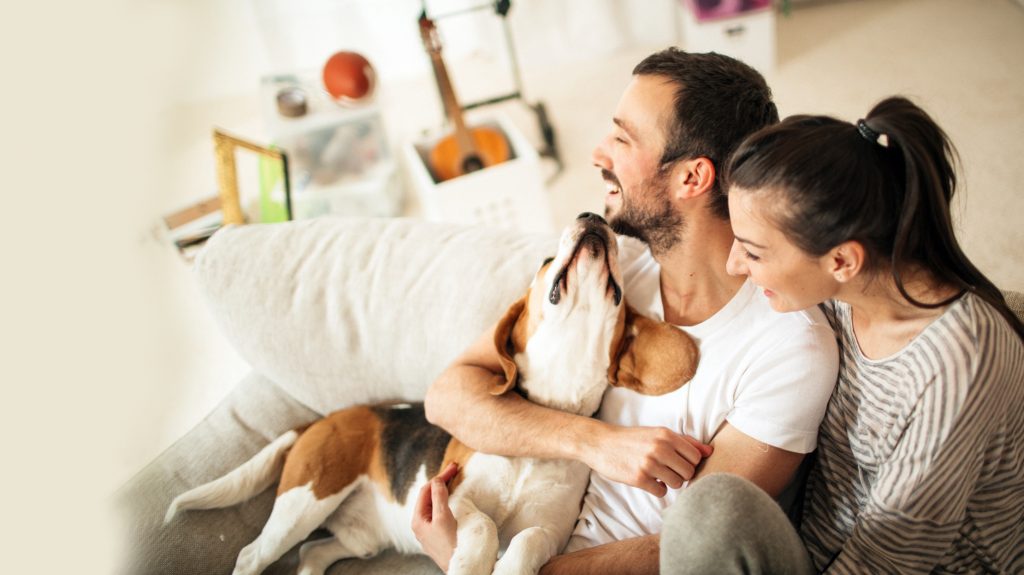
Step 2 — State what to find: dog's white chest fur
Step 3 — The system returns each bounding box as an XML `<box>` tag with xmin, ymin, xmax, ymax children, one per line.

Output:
<box><xmin>515</xmin><ymin>311</ymin><xmax>619</xmax><ymax>417</ymax></box>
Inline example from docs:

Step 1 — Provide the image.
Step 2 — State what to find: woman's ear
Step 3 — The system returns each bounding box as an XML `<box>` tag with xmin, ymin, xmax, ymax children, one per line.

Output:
<box><xmin>826</xmin><ymin>241</ymin><xmax>866</xmax><ymax>283</ymax></box>
<box><xmin>491</xmin><ymin>296</ymin><xmax>527</xmax><ymax>395</ymax></box>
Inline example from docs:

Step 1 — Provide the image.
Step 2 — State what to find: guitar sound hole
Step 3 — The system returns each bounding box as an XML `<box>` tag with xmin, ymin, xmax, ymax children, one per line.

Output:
<box><xmin>462</xmin><ymin>155</ymin><xmax>484</xmax><ymax>174</ymax></box>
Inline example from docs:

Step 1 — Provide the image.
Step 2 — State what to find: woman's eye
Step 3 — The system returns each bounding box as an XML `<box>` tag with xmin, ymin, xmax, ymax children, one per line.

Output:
<box><xmin>745</xmin><ymin>251</ymin><xmax>761</xmax><ymax>262</ymax></box>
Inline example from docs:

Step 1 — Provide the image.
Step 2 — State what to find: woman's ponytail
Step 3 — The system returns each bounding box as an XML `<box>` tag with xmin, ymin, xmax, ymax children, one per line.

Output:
<box><xmin>866</xmin><ymin>97</ymin><xmax>1023</xmax><ymax>339</ymax></box>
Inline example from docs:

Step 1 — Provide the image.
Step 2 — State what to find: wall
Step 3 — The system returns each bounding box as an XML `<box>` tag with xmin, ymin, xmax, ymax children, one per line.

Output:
<box><xmin>174</xmin><ymin>0</ymin><xmax>678</xmax><ymax>104</ymax></box>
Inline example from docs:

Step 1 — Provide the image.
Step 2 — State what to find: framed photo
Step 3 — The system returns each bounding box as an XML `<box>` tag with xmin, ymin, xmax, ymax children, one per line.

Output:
<box><xmin>213</xmin><ymin>129</ymin><xmax>292</xmax><ymax>225</ymax></box>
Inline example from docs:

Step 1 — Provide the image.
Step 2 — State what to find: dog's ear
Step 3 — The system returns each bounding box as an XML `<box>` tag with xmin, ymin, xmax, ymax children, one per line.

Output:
<box><xmin>608</xmin><ymin>306</ymin><xmax>699</xmax><ymax>395</ymax></box>
<box><xmin>491</xmin><ymin>296</ymin><xmax>528</xmax><ymax>395</ymax></box>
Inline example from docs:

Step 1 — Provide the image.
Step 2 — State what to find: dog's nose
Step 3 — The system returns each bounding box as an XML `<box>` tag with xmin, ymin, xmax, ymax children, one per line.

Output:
<box><xmin>577</xmin><ymin>212</ymin><xmax>607</xmax><ymax>224</ymax></box>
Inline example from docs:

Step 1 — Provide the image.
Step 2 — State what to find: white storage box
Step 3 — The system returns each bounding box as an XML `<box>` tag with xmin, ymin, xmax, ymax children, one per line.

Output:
<box><xmin>403</xmin><ymin>116</ymin><xmax>553</xmax><ymax>233</ymax></box>
<box><xmin>676</xmin><ymin>1</ymin><xmax>776</xmax><ymax>77</ymax></box>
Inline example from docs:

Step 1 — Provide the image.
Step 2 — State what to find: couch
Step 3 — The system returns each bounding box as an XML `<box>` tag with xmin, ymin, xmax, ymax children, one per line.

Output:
<box><xmin>117</xmin><ymin>216</ymin><xmax>1024</xmax><ymax>575</ymax></box>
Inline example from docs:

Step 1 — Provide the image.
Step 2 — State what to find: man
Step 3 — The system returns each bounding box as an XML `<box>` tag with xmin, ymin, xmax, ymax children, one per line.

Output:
<box><xmin>414</xmin><ymin>48</ymin><xmax>839</xmax><ymax>574</ymax></box>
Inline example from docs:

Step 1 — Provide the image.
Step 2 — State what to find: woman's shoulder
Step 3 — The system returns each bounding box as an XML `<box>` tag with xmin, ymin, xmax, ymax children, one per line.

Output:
<box><xmin>833</xmin><ymin>293</ymin><xmax>1022</xmax><ymax>395</ymax></box>
<box><xmin>833</xmin><ymin>292</ymin><xmax>1021</xmax><ymax>365</ymax></box>
<box><xmin>940</xmin><ymin>293</ymin><xmax>1020</xmax><ymax>347</ymax></box>
<box><xmin>949</xmin><ymin>292</ymin><xmax>1024</xmax><ymax>369</ymax></box>
<box><xmin>921</xmin><ymin>293</ymin><xmax>1024</xmax><ymax>434</ymax></box>
<box><xmin>906</xmin><ymin>293</ymin><xmax>1024</xmax><ymax>409</ymax></box>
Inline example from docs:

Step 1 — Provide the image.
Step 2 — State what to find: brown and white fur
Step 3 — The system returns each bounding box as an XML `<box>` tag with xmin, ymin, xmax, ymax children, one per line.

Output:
<box><xmin>164</xmin><ymin>213</ymin><xmax>699</xmax><ymax>575</ymax></box>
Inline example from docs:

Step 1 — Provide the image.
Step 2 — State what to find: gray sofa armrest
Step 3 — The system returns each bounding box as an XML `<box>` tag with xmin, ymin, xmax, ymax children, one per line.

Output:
<box><xmin>1003</xmin><ymin>290</ymin><xmax>1024</xmax><ymax>322</ymax></box>
<box><xmin>116</xmin><ymin>371</ymin><xmax>440</xmax><ymax>575</ymax></box>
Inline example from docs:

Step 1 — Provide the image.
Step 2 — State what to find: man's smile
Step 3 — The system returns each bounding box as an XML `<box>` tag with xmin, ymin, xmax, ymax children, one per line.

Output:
<box><xmin>601</xmin><ymin>170</ymin><xmax>622</xmax><ymax>195</ymax></box>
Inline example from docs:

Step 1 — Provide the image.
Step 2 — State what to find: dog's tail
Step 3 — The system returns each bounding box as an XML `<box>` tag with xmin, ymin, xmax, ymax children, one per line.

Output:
<box><xmin>163</xmin><ymin>428</ymin><xmax>301</xmax><ymax>524</ymax></box>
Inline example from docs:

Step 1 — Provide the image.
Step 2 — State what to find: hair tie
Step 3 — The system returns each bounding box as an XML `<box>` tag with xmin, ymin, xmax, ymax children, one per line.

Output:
<box><xmin>857</xmin><ymin>119</ymin><xmax>888</xmax><ymax>147</ymax></box>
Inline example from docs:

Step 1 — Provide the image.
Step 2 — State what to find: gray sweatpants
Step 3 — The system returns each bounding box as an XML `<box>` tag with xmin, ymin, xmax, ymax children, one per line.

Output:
<box><xmin>660</xmin><ymin>473</ymin><xmax>815</xmax><ymax>575</ymax></box>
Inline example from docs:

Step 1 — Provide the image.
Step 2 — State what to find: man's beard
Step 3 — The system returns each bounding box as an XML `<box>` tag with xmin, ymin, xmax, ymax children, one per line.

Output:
<box><xmin>604</xmin><ymin>169</ymin><xmax>684</xmax><ymax>256</ymax></box>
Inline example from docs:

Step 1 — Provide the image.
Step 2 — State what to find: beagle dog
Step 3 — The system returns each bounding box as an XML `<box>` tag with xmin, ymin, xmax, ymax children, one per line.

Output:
<box><xmin>165</xmin><ymin>213</ymin><xmax>699</xmax><ymax>575</ymax></box>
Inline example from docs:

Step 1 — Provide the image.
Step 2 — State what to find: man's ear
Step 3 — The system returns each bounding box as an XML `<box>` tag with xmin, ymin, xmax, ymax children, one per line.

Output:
<box><xmin>609</xmin><ymin>306</ymin><xmax>699</xmax><ymax>395</ymax></box>
<box><xmin>674</xmin><ymin>157</ymin><xmax>716</xmax><ymax>200</ymax></box>
<box><xmin>824</xmin><ymin>240</ymin><xmax>866</xmax><ymax>283</ymax></box>
<box><xmin>491</xmin><ymin>296</ymin><xmax>527</xmax><ymax>396</ymax></box>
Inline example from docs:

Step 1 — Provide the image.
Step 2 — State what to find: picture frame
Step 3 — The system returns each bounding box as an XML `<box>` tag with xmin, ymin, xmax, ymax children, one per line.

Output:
<box><xmin>213</xmin><ymin>129</ymin><xmax>292</xmax><ymax>225</ymax></box>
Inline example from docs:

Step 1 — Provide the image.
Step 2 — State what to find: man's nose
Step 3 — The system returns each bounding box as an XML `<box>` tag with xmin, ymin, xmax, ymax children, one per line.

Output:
<box><xmin>577</xmin><ymin>212</ymin><xmax>607</xmax><ymax>224</ymax></box>
<box><xmin>591</xmin><ymin>138</ymin><xmax>611</xmax><ymax>170</ymax></box>
<box><xmin>726</xmin><ymin>240</ymin><xmax>748</xmax><ymax>276</ymax></box>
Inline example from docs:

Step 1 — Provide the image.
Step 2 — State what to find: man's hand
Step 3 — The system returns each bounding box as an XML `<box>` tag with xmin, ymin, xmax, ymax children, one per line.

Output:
<box><xmin>582</xmin><ymin>425</ymin><xmax>713</xmax><ymax>496</ymax></box>
<box><xmin>412</xmin><ymin>462</ymin><xmax>461</xmax><ymax>572</ymax></box>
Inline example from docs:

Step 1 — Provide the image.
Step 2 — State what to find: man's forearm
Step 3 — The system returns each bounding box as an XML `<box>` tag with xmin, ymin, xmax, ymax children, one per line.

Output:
<box><xmin>425</xmin><ymin>364</ymin><xmax>602</xmax><ymax>461</ymax></box>
<box><xmin>540</xmin><ymin>535</ymin><xmax>659</xmax><ymax>575</ymax></box>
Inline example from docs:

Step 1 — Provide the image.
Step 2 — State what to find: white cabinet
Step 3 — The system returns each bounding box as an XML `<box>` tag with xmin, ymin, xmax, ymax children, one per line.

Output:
<box><xmin>676</xmin><ymin>2</ymin><xmax>776</xmax><ymax>76</ymax></box>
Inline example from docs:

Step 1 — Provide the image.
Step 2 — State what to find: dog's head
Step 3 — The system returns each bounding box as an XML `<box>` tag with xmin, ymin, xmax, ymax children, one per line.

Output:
<box><xmin>491</xmin><ymin>213</ymin><xmax>699</xmax><ymax>414</ymax></box>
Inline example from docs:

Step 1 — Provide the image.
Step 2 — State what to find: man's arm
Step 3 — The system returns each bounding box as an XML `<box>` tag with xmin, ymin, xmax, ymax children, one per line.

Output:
<box><xmin>537</xmin><ymin>423</ymin><xmax>805</xmax><ymax>575</ymax></box>
<box><xmin>408</xmin><ymin>424</ymin><xmax>802</xmax><ymax>575</ymax></box>
<box><xmin>425</xmin><ymin>322</ymin><xmax>711</xmax><ymax>495</ymax></box>
<box><xmin>425</xmin><ymin>321</ymin><xmax>602</xmax><ymax>461</ymax></box>
<box><xmin>540</xmin><ymin>535</ymin><xmax>659</xmax><ymax>575</ymax></box>
<box><xmin>692</xmin><ymin>422</ymin><xmax>804</xmax><ymax>497</ymax></box>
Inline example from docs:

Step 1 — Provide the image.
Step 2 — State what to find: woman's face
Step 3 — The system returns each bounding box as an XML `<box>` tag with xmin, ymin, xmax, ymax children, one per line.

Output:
<box><xmin>726</xmin><ymin>188</ymin><xmax>840</xmax><ymax>313</ymax></box>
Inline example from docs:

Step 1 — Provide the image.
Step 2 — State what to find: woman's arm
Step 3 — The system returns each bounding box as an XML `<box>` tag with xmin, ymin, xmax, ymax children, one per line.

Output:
<box><xmin>820</xmin><ymin>368</ymin><xmax>1004</xmax><ymax>573</ymax></box>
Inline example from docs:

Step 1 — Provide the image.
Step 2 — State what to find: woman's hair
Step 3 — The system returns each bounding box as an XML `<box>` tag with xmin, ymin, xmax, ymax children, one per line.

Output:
<box><xmin>726</xmin><ymin>96</ymin><xmax>1024</xmax><ymax>340</ymax></box>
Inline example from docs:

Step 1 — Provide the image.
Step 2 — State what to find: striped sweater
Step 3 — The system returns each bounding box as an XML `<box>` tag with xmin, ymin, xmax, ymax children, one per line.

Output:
<box><xmin>801</xmin><ymin>293</ymin><xmax>1024</xmax><ymax>573</ymax></box>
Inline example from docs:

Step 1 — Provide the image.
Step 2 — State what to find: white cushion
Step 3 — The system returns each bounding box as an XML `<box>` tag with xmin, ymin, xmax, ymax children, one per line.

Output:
<box><xmin>194</xmin><ymin>217</ymin><xmax>558</xmax><ymax>414</ymax></box>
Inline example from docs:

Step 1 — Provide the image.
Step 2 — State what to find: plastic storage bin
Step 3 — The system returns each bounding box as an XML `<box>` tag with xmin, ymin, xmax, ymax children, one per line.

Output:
<box><xmin>259</xmin><ymin>72</ymin><xmax>402</xmax><ymax>221</ymax></box>
<box><xmin>403</xmin><ymin>115</ymin><xmax>553</xmax><ymax>233</ymax></box>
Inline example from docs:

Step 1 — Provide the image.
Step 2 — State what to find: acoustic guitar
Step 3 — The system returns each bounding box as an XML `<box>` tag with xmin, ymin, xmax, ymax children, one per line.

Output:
<box><xmin>418</xmin><ymin>13</ymin><xmax>510</xmax><ymax>182</ymax></box>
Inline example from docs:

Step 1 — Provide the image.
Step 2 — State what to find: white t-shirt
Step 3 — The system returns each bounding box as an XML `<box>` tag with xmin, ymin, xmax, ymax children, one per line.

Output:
<box><xmin>567</xmin><ymin>238</ymin><xmax>839</xmax><ymax>550</ymax></box>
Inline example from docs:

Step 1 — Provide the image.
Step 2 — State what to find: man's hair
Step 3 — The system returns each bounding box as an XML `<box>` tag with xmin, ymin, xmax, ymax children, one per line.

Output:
<box><xmin>633</xmin><ymin>48</ymin><xmax>778</xmax><ymax>219</ymax></box>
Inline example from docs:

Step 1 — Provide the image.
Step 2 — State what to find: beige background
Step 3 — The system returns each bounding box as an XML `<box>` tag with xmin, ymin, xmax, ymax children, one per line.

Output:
<box><xmin>2</xmin><ymin>0</ymin><xmax>1022</xmax><ymax>573</ymax></box>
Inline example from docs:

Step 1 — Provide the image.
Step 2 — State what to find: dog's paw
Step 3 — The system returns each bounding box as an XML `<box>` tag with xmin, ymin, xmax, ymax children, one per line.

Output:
<box><xmin>448</xmin><ymin>554</ymin><xmax>498</xmax><ymax>575</ymax></box>
<box><xmin>232</xmin><ymin>542</ymin><xmax>264</xmax><ymax>575</ymax></box>
<box><xmin>491</xmin><ymin>556</ymin><xmax>537</xmax><ymax>575</ymax></box>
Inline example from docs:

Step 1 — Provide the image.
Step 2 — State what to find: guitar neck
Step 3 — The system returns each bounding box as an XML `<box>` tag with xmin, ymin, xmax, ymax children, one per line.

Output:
<box><xmin>428</xmin><ymin>52</ymin><xmax>477</xmax><ymax>155</ymax></box>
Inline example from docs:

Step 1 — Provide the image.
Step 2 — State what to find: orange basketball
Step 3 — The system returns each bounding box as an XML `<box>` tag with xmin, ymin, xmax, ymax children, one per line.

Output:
<box><xmin>322</xmin><ymin>51</ymin><xmax>375</xmax><ymax>102</ymax></box>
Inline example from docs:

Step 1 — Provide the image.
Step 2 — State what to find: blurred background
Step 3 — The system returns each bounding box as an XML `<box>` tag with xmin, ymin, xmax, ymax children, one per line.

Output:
<box><xmin>3</xmin><ymin>0</ymin><xmax>1022</xmax><ymax>571</ymax></box>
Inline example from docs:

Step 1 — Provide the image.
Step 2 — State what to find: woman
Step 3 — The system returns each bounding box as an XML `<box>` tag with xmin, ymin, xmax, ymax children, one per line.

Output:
<box><xmin>707</xmin><ymin>96</ymin><xmax>1023</xmax><ymax>573</ymax></box>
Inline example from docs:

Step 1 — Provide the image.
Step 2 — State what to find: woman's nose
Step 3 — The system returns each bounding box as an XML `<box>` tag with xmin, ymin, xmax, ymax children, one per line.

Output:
<box><xmin>726</xmin><ymin>240</ymin><xmax>748</xmax><ymax>277</ymax></box>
